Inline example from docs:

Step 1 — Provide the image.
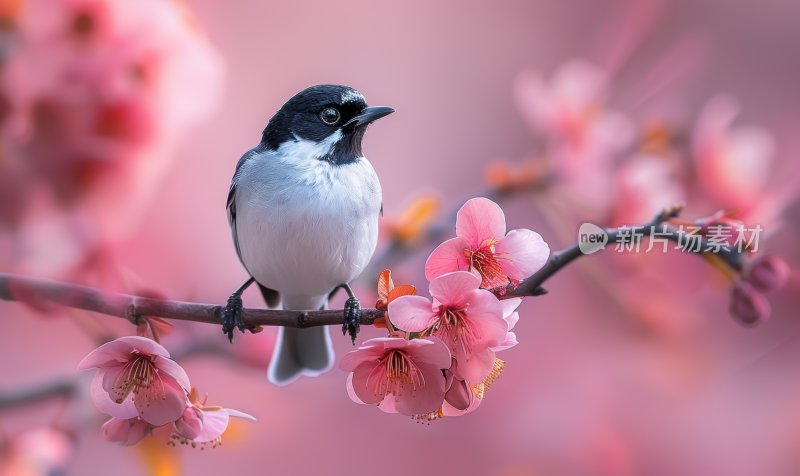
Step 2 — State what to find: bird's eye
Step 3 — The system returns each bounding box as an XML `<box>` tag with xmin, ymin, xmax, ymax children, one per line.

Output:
<box><xmin>319</xmin><ymin>107</ymin><xmax>341</xmax><ymax>125</ymax></box>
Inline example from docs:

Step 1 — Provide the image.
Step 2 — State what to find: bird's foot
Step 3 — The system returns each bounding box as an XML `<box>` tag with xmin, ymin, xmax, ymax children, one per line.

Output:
<box><xmin>222</xmin><ymin>293</ymin><xmax>245</xmax><ymax>343</ymax></box>
<box><xmin>342</xmin><ymin>296</ymin><xmax>361</xmax><ymax>345</ymax></box>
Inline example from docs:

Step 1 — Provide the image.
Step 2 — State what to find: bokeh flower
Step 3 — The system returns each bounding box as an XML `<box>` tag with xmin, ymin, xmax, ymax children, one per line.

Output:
<box><xmin>340</xmin><ymin>337</ymin><xmax>451</xmax><ymax>416</ymax></box>
<box><xmin>78</xmin><ymin>336</ymin><xmax>190</xmax><ymax>426</ymax></box>
<box><xmin>693</xmin><ymin>95</ymin><xmax>774</xmax><ymax>215</ymax></box>
<box><xmin>0</xmin><ymin>427</ymin><xmax>74</xmax><ymax>475</ymax></box>
<box><xmin>0</xmin><ymin>0</ymin><xmax>223</xmax><ymax>241</ymax></box>
<box><xmin>425</xmin><ymin>197</ymin><xmax>550</xmax><ymax>289</ymax></box>
<box><xmin>389</xmin><ymin>271</ymin><xmax>507</xmax><ymax>384</ymax></box>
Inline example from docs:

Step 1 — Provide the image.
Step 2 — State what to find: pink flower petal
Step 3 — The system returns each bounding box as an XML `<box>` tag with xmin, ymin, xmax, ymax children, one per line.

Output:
<box><xmin>456</xmin><ymin>347</ymin><xmax>497</xmax><ymax>384</ymax></box>
<box><xmin>500</xmin><ymin>298</ymin><xmax>522</xmax><ymax>320</ymax></box>
<box><xmin>505</xmin><ymin>312</ymin><xmax>520</xmax><ymax>331</ymax></box>
<box><xmin>442</xmin><ymin>390</ymin><xmax>483</xmax><ymax>417</ymax></box>
<box><xmin>90</xmin><ymin>373</ymin><xmax>138</xmax><ymax>419</ymax></box>
<box><xmin>100</xmin><ymin>363</ymin><xmax>130</xmax><ymax>403</ymax></box>
<box><xmin>350</xmin><ymin>361</ymin><xmax>387</xmax><ymax>405</ymax></box>
<box><xmin>456</xmin><ymin>198</ymin><xmax>507</xmax><ymax>249</ymax></box>
<box><xmin>345</xmin><ymin>373</ymin><xmax>365</xmax><ymax>404</ymax></box>
<box><xmin>192</xmin><ymin>407</ymin><xmax>254</xmax><ymax>443</ymax></box>
<box><xmin>174</xmin><ymin>407</ymin><xmax>203</xmax><ymax>440</ymax></box>
<box><xmin>405</xmin><ymin>337</ymin><xmax>452</xmax><ymax>369</ymax></box>
<box><xmin>154</xmin><ymin>356</ymin><xmax>190</xmax><ymax>392</ymax></box>
<box><xmin>391</xmin><ymin>363</ymin><xmax>447</xmax><ymax>416</ymax></box>
<box><xmin>495</xmin><ymin>229</ymin><xmax>550</xmax><ymax>280</ymax></box>
<box><xmin>339</xmin><ymin>339</ymin><xmax>392</xmax><ymax>372</ymax></box>
<box><xmin>424</xmin><ymin>237</ymin><xmax>470</xmax><ymax>281</ymax></box>
<box><xmin>133</xmin><ymin>374</ymin><xmax>187</xmax><ymax>426</ymax></box>
<box><xmin>122</xmin><ymin>336</ymin><xmax>171</xmax><ymax>357</ymax></box>
<box><xmin>464</xmin><ymin>289</ymin><xmax>508</xmax><ymax>346</ymax></box>
<box><xmin>224</xmin><ymin>408</ymin><xmax>256</xmax><ymax>421</ymax></box>
<box><xmin>444</xmin><ymin>376</ymin><xmax>472</xmax><ymax>411</ymax></box>
<box><xmin>492</xmin><ymin>331</ymin><xmax>518</xmax><ymax>352</ymax></box>
<box><xmin>387</xmin><ymin>296</ymin><xmax>437</xmax><ymax>333</ymax></box>
<box><xmin>378</xmin><ymin>394</ymin><xmax>399</xmax><ymax>414</ymax></box>
<box><xmin>428</xmin><ymin>271</ymin><xmax>481</xmax><ymax>307</ymax></box>
<box><xmin>78</xmin><ymin>336</ymin><xmax>170</xmax><ymax>370</ymax></box>
<box><xmin>78</xmin><ymin>340</ymin><xmax>135</xmax><ymax>370</ymax></box>
<box><xmin>194</xmin><ymin>409</ymin><xmax>229</xmax><ymax>443</ymax></box>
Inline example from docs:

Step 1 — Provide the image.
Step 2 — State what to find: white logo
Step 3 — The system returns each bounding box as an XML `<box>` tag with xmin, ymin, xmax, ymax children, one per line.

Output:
<box><xmin>578</xmin><ymin>223</ymin><xmax>608</xmax><ymax>254</ymax></box>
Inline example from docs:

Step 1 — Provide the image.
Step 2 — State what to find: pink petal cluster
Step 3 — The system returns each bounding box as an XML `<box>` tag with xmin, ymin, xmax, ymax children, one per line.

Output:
<box><xmin>171</xmin><ymin>389</ymin><xmax>256</xmax><ymax>446</ymax></box>
<box><xmin>341</xmin><ymin>337</ymin><xmax>451</xmax><ymax>417</ymax></box>
<box><xmin>389</xmin><ymin>271</ymin><xmax>508</xmax><ymax>384</ymax></box>
<box><xmin>79</xmin><ymin>336</ymin><xmax>189</xmax><ymax>426</ymax></box>
<box><xmin>79</xmin><ymin>336</ymin><xmax>253</xmax><ymax>446</ymax></box>
<box><xmin>426</xmin><ymin>197</ymin><xmax>550</xmax><ymax>290</ymax></box>
<box><xmin>344</xmin><ymin>198</ymin><xmax>547</xmax><ymax>419</ymax></box>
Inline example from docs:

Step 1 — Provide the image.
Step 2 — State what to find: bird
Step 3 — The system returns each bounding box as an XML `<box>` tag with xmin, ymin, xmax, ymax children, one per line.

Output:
<box><xmin>223</xmin><ymin>84</ymin><xmax>393</xmax><ymax>385</ymax></box>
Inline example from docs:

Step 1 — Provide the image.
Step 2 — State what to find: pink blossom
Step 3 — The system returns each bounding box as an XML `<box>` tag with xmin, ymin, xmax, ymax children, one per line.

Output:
<box><xmin>425</xmin><ymin>197</ymin><xmax>550</xmax><ymax>289</ymax></box>
<box><xmin>78</xmin><ymin>336</ymin><xmax>190</xmax><ymax>426</ymax></box>
<box><xmin>612</xmin><ymin>154</ymin><xmax>686</xmax><ymax>225</ymax></box>
<box><xmin>389</xmin><ymin>271</ymin><xmax>508</xmax><ymax>384</ymax></box>
<box><xmin>513</xmin><ymin>59</ymin><xmax>634</xmax><ymax>215</ymax></box>
<box><xmin>171</xmin><ymin>389</ymin><xmax>256</xmax><ymax>446</ymax></box>
<box><xmin>101</xmin><ymin>417</ymin><xmax>151</xmax><ymax>446</ymax></box>
<box><xmin>340</xmin><ymin>337</ymin><xmax>451</xmax><ymax>416</ymax></box>
<box><xmin>692</xmin><ymin>95</ymin><xmax>774</xmax><ymax>214</ymax></box>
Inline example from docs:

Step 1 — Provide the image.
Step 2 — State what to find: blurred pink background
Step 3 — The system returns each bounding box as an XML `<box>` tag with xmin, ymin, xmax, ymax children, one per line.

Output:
<box><xmin>2</xmin><ymin>0</ymin><xmax>800</xmax><ymax>474</ymax></box>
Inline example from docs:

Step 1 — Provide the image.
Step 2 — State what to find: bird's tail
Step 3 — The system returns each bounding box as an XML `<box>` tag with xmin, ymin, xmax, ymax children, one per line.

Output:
<box><xmin>266</xmin><ymin>294</ymin><xmax>334</xmax><ymax>386</ymax></box>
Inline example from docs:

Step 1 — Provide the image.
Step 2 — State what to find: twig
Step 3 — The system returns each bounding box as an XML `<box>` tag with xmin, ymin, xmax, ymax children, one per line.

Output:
<box><xmin>0</xmin><ymin>378</ymin><xmax>78</xmax><ymax>409</ymax></box>
<box><xmin>0</xmin><ymin>275</ymin><xmax>385</xmax><ymax>329</ymax></box>
<box><xmin>0</xmin><ymin>207</ymin><xmax>747</xmax><ymax>331</ymax></box>
<box><xmin>506</xmin><ymin>204</ymin><xmax>745</xmax><ymax>298</ymax></box>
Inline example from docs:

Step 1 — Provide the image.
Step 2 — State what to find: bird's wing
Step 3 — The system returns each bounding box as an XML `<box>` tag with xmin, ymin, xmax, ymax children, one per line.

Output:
<box><xmin>227</xmin><ymin>148</ymin><xmax>281</xmax><ymax>308</ymax></box>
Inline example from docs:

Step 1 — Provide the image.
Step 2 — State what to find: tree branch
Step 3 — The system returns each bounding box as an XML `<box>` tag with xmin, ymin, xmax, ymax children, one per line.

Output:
<box><xmin>0</xmin><ymin>275</ymin><xmax>385</xmax><ymax>329</ymax></box>
<box><xmin>0</xmin><ymin>207</ymin><xmax>748</xmax><ymax>331</ymax></box>
<box><xmin>506</xmin><ymin>205</ymin><xmax>746</xmax><ymax>298</ymax></box>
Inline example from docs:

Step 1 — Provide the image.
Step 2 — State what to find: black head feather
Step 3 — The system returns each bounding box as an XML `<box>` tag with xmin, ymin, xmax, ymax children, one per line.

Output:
<box><xmin>261</xmin><ymin>84</ymin><xmax>367</xmax><ymax>149</ymax></box>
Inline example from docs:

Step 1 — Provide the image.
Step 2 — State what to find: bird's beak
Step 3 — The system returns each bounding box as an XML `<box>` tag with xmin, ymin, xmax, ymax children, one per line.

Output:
<box><xmin>344</xmin><ymin>106</ymin><xmax>395</xmax><ymax>128</ymax></box>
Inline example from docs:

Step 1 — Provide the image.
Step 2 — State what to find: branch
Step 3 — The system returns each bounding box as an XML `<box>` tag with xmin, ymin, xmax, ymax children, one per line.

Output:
<box><xmin>0</xmin><ymin>275</ymin><xmax>385</xmax><ymax>329</ymax></box>
<box><xmin>506</xmin><ymin>205</ymin><xmax>746</xmax><ymax>298</ymax></box>
<box><xmin>0</xmin><ymin>378</ymin><xmax>78</xmax><ymax>409</ymax></box>
<box><xmin>0</xmin><ymin>207</ymin><xmax>747</xmax><ymax>331</ymax></box>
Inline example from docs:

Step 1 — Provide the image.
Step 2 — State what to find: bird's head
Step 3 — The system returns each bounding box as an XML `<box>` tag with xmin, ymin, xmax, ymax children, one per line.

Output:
<box><xmin>261</xmin><ymin>84</ymin><xmax>394</xmax><ymax>165</ymax></box>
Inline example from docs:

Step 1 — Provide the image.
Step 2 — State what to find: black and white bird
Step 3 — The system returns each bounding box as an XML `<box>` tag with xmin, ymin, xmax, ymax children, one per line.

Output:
<box><xmin>223</xmin><ymin>85</ymin><xmax>393</xmax><ymax>385</ymax></box>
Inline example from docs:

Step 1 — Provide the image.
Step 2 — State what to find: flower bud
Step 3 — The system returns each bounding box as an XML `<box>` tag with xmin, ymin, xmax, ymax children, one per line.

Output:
<box><xmin>444</xmin><ymin>374</ymin><xmax>473</xmax><ymax>411</ymax></box>
<box><xmin>746</xmin><ymin>256</ymin><xmax>790</xmax><ymax>293</ymax></box>
<box><xmin>174</xmin><ymin>406</ymin><xmax>204</xmax><ymax>440</ymax></box>
<box><xmin>101</xmin><ymin>418</ymin><xmax>149</xmax><ymax>446</ymax></box>
<box><xmin>729</xmin><ymin>281</ymin><xmax>771</xmax><ymax>326</ymax></box>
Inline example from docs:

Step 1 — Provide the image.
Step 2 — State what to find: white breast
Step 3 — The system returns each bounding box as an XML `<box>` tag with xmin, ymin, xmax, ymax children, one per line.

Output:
<box><xmin>233</xmin><ymin>140</ymin><xmax>382</xmax><ymax>301</ymax></box>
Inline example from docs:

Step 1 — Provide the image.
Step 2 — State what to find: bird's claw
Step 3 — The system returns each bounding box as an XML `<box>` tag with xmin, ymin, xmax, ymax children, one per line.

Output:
<box><xmin>342</xmin><ymin>296</ymin><xmax>361</xmax><ymax>345</ymax></box>
<box><xmin>222</xmin><ymin>293</ymin><xmax>245</xmax><ymax>343</ymax></box>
